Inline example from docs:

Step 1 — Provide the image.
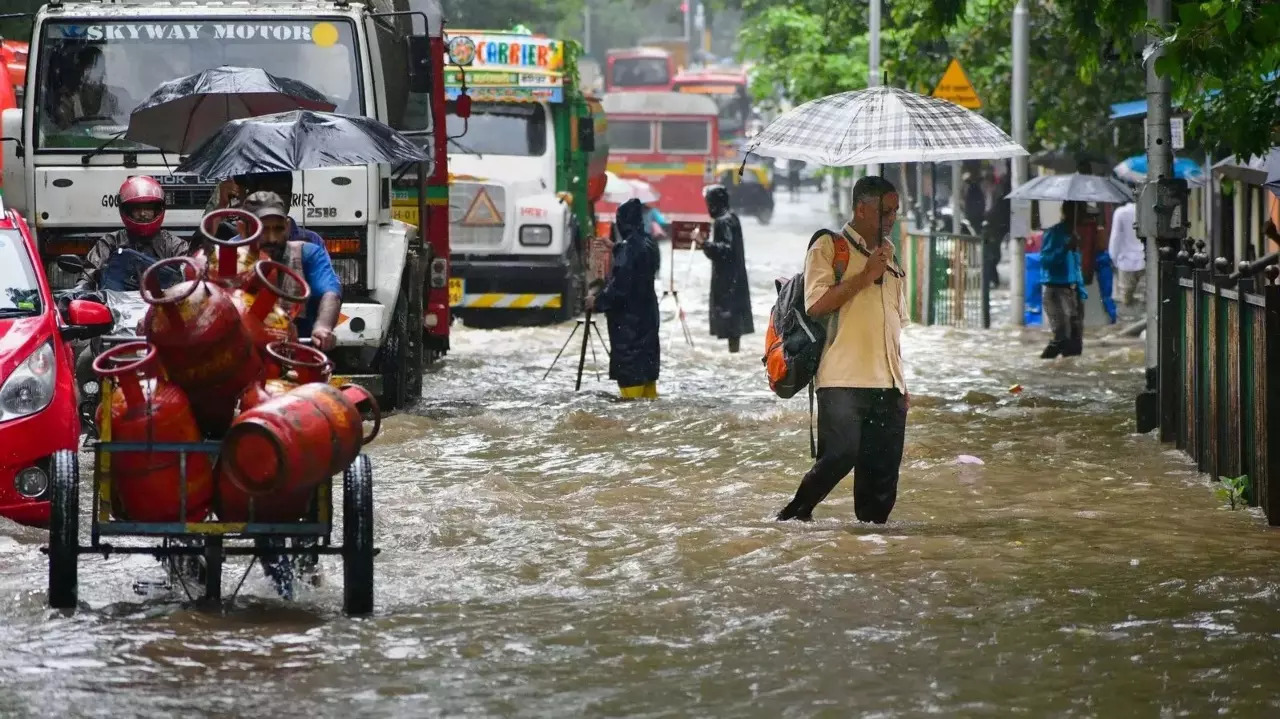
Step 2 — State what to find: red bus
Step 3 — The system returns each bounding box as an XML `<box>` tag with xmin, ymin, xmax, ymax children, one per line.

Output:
<box><xmin>671</xmin><ymin>67</ymin><xmax>751</xmax><ymax>161</ymax></box>
<box><xmin>605</xmin><ymin>48</ymin><xmax>675</xmax><ymax>93</ymax></box>
<box><xmin>597</xmin><ymin>92</ymin><xmax>718</xmax><ymax>244</ymax></box>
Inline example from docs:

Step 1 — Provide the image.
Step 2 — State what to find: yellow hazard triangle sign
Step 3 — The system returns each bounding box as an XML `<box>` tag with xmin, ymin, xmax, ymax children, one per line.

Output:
<box><xmin>932</xmin><ymin>59</ymin><xmax>981</xmax><ymax>110</ymax></box>
<box><xmin>461</xmin><ymin>187</ymin><xmax>503</xmax><ymax>226</ymax></box>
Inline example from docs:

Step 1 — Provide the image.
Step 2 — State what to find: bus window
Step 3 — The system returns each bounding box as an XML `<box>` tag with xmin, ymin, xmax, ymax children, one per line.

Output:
<box><xmin>606</xmin><ymin>120</ymin><xmax>653</xmax><ymax>152</ymax></box>
<box><xmin>611</xmin><ymin>58</ymin><xmax>669</xmax><ymax>88</ymax></box>
<box><xmin>658</xmin><ymin>120</ymin><xmax>709</xmax><ymax>154</ymax></box>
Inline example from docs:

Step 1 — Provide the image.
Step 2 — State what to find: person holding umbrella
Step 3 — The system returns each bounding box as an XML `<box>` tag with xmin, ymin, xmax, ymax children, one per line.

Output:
<box><xmin>1039</xmin><ymin>200</ymin><xmax>1090</xmax><ymax>358</ymax></box>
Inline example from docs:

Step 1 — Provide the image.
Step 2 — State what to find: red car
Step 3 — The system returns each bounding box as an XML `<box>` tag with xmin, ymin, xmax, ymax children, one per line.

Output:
<box><xmin>0</xmin><ymin>203</ymin><xmax>112</xmax><ymax>527</ymax></box>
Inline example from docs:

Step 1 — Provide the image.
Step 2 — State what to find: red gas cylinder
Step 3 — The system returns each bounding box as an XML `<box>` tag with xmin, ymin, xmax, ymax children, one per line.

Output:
<box><xmin>238</xmin><ymin>341</ymin><xmax>332</xmax><ymax>412</ymax></box>
<box><xmin>187</xmin><ymin>208</ymin><xmax>264</xmax><ymax>288</ymax></box>
<box><xmin>141</xmin><ymin>256</ymin><xmax>261</xmax><ymax>436</ymax></box>
<box><xmin>92</xmin><ymin>342</ymin><xmax>213</xmax><ymax>522</ymax></box>
<box><xmin>216</xmin><ymin>383</ymin><xmax>380</xmax><ymax>522</ymax></box>
<box><xmin>232</xmin><ymin>261</ymin><xmax>310</xmax><ymax>357</ymax></box>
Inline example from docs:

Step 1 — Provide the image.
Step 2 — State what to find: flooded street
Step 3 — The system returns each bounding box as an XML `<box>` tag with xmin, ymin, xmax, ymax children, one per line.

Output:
<box><xmin>3</xmin><ymin>193</ymin><xmax>1280</xmax><ymax>717</ymax></box>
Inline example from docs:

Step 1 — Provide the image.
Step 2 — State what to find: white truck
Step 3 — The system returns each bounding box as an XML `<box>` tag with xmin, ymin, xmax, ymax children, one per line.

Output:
<box><xmin>2</xmin><ymin>0</ymin><xmax>453</xmax><ymax>410</ymax></box>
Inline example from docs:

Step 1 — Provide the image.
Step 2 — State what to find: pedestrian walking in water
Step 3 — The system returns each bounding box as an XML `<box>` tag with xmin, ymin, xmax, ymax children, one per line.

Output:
<box><xmin>1039</xmin><ymin>200</ymin><xmax>1089</xmax><ymax>358</ymax></box>
<box><xmin>699</xmin><ymin>184</ymin><xmax>754</xmax><ymax>353</ymax></box>
<box><xmin>587</xmin><ymin>198</ymin><xmax>662</xmax><ymax>399</ymax></box>
<box><xmin>1108</xmin><ymin>200</ymin><xmax>1143</xmax><ymax>307</ymax></box>
<box><xmin>777</xmin><ymin>176</ymin><xmax>910</xmax><ymax>524</ymax></box>
<box><xmin>789</xmin><ymin>160</ymin><xmax>802</xmax><ymax>200</ymax></box>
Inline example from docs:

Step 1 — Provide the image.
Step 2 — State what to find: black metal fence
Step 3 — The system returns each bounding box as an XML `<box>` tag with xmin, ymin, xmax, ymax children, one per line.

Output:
<box><xmin>901</xmin><ymin>230</ymin><xmax>991</xmax><ymax>329</ymax></box>
<box><xmin>1156</xmin><ymin>239</ymin><xmax>1280</xmax><ymax>523</ymax></box>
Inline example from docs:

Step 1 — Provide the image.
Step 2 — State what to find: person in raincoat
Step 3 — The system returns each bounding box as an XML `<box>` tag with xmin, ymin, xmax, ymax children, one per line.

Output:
<box><xmin>1039</xmin><ymin>200</ymin><xmax>1089</xmax><ymax>358</ymax></box>
<box><xmin>698</xmin><ymin>184</ymin><xmax>754</xmax><ymax>352</ymax></box>
<box><xmin>587</xmin><ymin>198</ymin><xmax>661</xmax><ymax>399</ymax></box>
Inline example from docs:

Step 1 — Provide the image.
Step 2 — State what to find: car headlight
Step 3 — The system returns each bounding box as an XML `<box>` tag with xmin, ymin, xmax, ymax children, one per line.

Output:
<box><xmin>519</xmin><ymin>225</ymin><xmax>553</xmax><ymax>247</ymax></box>
<box><xmin>0</xmin><ymin>341</ymin><xmax>56</xmax><ymax>422</ymax></box>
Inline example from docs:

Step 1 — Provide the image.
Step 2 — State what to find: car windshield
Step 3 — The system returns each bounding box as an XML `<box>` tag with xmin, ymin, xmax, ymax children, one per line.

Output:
<box><xmin>445</xmin><ymin>101</ymin><xmax>547</xmax><ymax>156</ymax></box>
<box><xmin>0</xmin><ymin>229</ymin><xmax>42</xmax><ymax>314</ymax></box>
<box><xmin>612</xmin><ymin>58</ymin><xmax>669</xmax><ymax>88</ymax></box>
<box><xmin>36</xmin><ymin>19</ymin><xmax>361</xmax><ymax>151</ymax></box>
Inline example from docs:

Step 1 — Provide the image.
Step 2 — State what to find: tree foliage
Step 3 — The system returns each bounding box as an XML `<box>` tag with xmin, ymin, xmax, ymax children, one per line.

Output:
<box><xmin>1153</xmin><ymin>1</ymin><xmax>1280</xmax><ymax>159</ymax></box>
<box><xmin>737</xmin><ymin>0</ymin><xmax>1147</xmax><ymax>158</ymax></box>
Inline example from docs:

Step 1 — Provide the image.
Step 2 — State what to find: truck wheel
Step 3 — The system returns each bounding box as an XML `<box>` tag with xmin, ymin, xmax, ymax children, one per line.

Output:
<box><xmin>757</xmin><ymin>207</ymin><xmax>774</xmax><ymax>225</ymax></box>
<box><xmin>554</xmin><ymin>243</ymin><xmax>586</xmax><ymax>323</ymax></box>
<box><xmin>48</xmin><ymin>449</ymin><xmax>79</xmax><ymax>610</ymax></box>
<box><xmin>378</xmin><ymin>280</ymin><xmax>411</xmax><ymax>411</ymax></box>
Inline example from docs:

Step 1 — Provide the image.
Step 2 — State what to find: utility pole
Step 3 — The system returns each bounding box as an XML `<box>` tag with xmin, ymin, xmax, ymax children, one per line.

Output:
<box><xmin>1009</xmin><ymin>0</ymin><xmax>1029</xmax><ymax>325</ymax></box>
<box><xmin>867</xmin><ymin>0</ymin><xmax>881</xmax><ymax>178</ymax></box>
<box><xmin>583</xmin><ymin>1</ymin><xmax>591</xmax><ymax>55</ymax></box>
<box><xmin>1135</xmin><ymin>0</ymin><xmax>1185</xmax><ymax>433</ymax></box>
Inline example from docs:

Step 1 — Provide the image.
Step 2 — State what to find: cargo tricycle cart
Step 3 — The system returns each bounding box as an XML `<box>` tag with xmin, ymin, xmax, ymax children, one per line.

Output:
<box><xmin>43</xmin><ymin>340</ymin><xmax>381</xmax><ymax>616</ymax></box>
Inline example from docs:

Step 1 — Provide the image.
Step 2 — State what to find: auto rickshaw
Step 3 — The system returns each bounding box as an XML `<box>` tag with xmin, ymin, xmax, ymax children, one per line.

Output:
<box><xmin>717</xmin><ymin>162</ymin><xmax>774</xmax><ymax>225</ymax></box>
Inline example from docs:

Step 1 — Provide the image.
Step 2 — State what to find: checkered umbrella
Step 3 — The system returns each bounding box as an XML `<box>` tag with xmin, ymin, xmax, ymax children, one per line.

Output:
<box><xmin>744</xmin><ymin>86</ymin><xmax>1027</xmax><ymax>166</ymax></box>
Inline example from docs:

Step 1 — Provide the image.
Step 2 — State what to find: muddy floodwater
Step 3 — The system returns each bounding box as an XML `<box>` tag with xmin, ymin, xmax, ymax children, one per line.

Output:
<box><xmin>2</xmin><ymin>194</ymin><xmax>1279</xmax><ymax>718</ymax></box>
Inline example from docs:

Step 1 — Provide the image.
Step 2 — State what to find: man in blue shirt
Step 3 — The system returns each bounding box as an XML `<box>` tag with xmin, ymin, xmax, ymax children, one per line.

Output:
<box><xmin>1039</xmin><ymin>200</ymin><xmax>1088</xmax><ymax>359</ymax></box>
<box><xmin>237</xmin><ymin>191</ymin><xmax>343</xmax><ymax>350</ymax></box>
<box><xmin>234</xmin><ymin>172</ymin><xmax>326</xmax><ymax>248</ymax></box>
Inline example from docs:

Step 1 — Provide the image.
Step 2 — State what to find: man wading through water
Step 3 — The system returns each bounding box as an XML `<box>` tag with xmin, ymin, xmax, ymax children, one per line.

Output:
<box><xmin>777</xmin><ymin>176</ymin><xmax>909</xmax><ymax>523</ymax></box>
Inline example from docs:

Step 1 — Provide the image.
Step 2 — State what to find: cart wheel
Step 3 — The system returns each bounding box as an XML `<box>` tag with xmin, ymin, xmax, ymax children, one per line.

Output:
<box><xmin>342</xmin><ymin>454</ymin><xmax>374</xmax><ymax>616</ymax></box>
<box><xmin>48</xmin><ymin>449</ymin><xmax>79</xmax><ymax>610</ymax></box>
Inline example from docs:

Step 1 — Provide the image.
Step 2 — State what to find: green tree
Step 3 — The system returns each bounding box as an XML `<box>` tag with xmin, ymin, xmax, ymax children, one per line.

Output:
<box><xmin>738</xmin><ymin>0</ymin><xmax>1146</xmax><ymax>158</ymax></box>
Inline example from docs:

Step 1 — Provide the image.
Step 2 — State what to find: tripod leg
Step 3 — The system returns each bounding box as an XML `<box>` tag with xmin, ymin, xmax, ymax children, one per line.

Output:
<box><xmin>593</xmin><ymin>321</ymin><xmax>611</xmax><ymax>357</ymax></box>
<box><xmin>574</xmin><ymin>313</ymin><xmax>593</xmax><ymax>392</ymax></box>
<box><xmin>587</xmin><ymin>321</ymin><xmax>601</xmax><ymax>381</ymax></box>
<box><xmin>542</xmin><ymin>321</ymin><xmax>581</xmax><ymax>381</ymax></box>
<box><xmin>672</xmin><ymin>291</ymin><xmax>695</xmax><ymax>347</ymax></box>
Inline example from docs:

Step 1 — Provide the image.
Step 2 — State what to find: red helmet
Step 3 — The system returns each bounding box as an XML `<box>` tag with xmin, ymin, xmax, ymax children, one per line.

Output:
<box><xmin>118</xmin><ymin>175</ymin><xmax>165</xmax><ymax>237</ymax></box>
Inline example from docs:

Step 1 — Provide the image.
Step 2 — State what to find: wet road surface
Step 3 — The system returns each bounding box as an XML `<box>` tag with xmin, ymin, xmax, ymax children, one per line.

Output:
<box><xmin>2</xmin><ymin>192</ymin><xmax>1279</xmax><ymax>717</ymax></box>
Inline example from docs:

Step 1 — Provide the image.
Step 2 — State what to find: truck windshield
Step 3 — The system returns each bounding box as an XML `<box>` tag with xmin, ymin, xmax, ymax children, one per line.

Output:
<box><xmin>445</xmin><ymin>101</ymin><xmax>546</xmax><ymax>156</ymax></box>
<box><xmin>611</xmin><ymin>58</ymin><xmax>669</xmax><ymax>88</ymax></box>
<box><xmin>0</xmin><ymin>230</ymin><xmax>41</xmax><ymax>315</ymax></box>
<box><xmin>35</xmin><ymin>20</ymin><xmax>361</xmax><ymax>151</ymax></box>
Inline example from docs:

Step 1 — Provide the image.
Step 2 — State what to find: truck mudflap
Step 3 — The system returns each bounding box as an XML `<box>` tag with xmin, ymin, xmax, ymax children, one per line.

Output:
<box><xmin>450</xmin><ymin>254</ymin><xmax>572</xmax><ymax>311</ymax></box>
<box><xmin>332</xmin><ymin>301</ymin><xmax>385</xmax><ymax>348</ymax></box>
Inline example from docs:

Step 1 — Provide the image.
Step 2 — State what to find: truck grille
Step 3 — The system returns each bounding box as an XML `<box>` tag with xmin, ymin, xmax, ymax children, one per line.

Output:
<box><xmin>162</xmin><ymin>186</ymin><xmax>216</xmax><ymax>210</ymax></box>
<box><xmin>449</xmin><ymin>182</ymin><xmax>505</xmax><ymax>249</ymax></box>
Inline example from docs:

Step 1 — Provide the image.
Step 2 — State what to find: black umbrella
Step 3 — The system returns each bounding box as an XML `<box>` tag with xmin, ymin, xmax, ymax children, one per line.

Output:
<box><xmin>174</xmin><ymin>110</ymin><xmax>428</xmax><ymax>178</ymax></box>
<box><xmin>1005</xmin><ymin>173</ymin><xmax>1134</xmax><ymax>204</ymax></box>
<box><xmin>126</xmin><ymin>66</ymin><xmax>337</xmax><ymax>154</ymax></box>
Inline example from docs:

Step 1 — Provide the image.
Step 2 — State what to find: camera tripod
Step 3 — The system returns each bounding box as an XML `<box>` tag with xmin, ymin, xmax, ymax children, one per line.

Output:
<box><xmin>543</xmin><ymin>310</ymin><xmax>611</xmax><ymax>391</ymax></box>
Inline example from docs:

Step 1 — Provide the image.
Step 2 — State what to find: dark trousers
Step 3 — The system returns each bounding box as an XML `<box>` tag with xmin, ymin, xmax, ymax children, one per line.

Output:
<box><xmin>779</xmin><ymin>388</ymin><xmax>908</xmax><ymax>523</ymax></box>
<box><xmin>1042</xmin><ymin>284</ymin><xmax>1083</xmax><ymax>357</ymax></box>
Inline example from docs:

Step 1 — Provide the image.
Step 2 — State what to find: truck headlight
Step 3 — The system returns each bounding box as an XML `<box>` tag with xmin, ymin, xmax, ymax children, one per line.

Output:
<box><xmin>519</xmin><ymin>225</ymin><xmax>552</xmax><ymax>247</ymax></box>
<box><xmin>0</xmin><ymin>341</ymin><xmax>56</xmax><ymax>422</ymax></box>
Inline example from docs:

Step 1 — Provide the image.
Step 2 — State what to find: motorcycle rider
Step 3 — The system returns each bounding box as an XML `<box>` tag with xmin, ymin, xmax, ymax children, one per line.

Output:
<box><xmin>75</xmin><ymin>176</ymin><xmax>190</xmax><ymax>291</ymax></box>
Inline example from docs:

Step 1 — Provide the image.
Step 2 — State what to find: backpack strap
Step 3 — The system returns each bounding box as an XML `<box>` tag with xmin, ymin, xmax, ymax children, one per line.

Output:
<box><xmin>808</xmin><ymin>229</ymin><xmax>852</xmax><ymax>282</ymax></box>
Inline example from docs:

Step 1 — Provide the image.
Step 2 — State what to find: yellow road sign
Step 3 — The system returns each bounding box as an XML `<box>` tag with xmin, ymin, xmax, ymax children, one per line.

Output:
<box><xmin>932</xmin><ymin>59</ymin><xmax>981</xmax><ymax>110</ymax></box>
